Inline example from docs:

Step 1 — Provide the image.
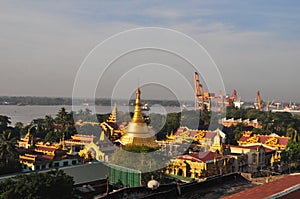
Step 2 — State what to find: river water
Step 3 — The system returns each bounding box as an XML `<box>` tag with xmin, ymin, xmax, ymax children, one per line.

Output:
<box><xmin>0</xmin><ymin>105</ymin><xmax>184</xmax><ymax>125</ymax></box>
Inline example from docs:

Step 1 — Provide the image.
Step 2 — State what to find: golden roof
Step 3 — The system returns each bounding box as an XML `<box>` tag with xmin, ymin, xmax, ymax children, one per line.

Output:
<box><xmin>107</xmin><ymin>103</ymin><xmax>117</xmax><ymax>123</ymax></box>
<box><xmin>120</xmin><ymin>87</ymin><xmax>158</xmax><ymax>147</ymax></box>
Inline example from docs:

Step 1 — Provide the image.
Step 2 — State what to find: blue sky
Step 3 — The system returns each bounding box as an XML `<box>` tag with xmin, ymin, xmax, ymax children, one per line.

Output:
<box><xmin>0</xmin><ymin>0</ymin><xmax>299</xmax><ymax>102</ymax></box>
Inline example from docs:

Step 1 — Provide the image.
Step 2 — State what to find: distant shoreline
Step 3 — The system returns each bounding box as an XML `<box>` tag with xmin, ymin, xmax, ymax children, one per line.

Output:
<box><xmin>0</xmin><ymin>96</ymin><xmax>297</xmax><ymax>107</ymax></box>
<box><xmin>0</xmin><ymin>96</ymin><xmax>191</xmax><ymax>106</ymax></box>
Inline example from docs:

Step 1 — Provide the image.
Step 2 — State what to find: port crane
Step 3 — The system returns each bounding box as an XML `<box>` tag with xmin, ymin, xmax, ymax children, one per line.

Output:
<box><xmin>254</xmin><ymin>91</ymin><xmax>264</xmax><ymax>111</ymax></box>
<box><xmin>193</xmin><ymin>72</ymin><xmax>241</xmax><ymax>111</ymax></box>
<box><xmin>194</xmin><ymin>72</ymin><xmax>213</xmax><ymax>111</ymax></box>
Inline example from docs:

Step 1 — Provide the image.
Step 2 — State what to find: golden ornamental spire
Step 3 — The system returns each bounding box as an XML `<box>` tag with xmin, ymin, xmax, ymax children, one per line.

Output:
<box><xmin>132</xmin><ymin>87</ymin><xmax>144</xmax><ymax>123</ymax></box>
<box><xmin>107</xmin><ymin>103</ymin><xmax>117</xmax><ymax>123</ymax></box>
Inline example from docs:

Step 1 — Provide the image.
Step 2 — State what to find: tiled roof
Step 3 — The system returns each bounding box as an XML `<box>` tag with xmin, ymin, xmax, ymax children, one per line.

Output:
<box><xmin>188</xmin><ymin>130</ymin><xmax>198</xmax><ymax>137</ymax></box>
<box><xmin>177</xmin><ymin>151</ymin><xmax>222</xmax><ymax>163</ymax></box>
<box><xmin>205</xmin><ymin>132</ymin><xmax>216</xmax><ymax>139</ymax></box>
<box><xmin>258</xmin><ymin>135</ymin><xmax>268</xmax><ymax>144</ymax></box>
<box><xmin>238</xmin><ymin>136</ymin><xmax>248</xmax><ymax>142</ymax></box>
<box><xmin>36</xmin><ymin>146</ymin><xmax>56</xmax><ymax>152</ymax></box>
<box><xmin>222</xmin><ymin>174</ymin><xmax>300</xmax><ymax>199</ymax></box>
<box><xmin>278</xmin><ymin>137</ymin><xmax>289</xmax><ymax>146</ymax></box>
<box><xmin>66</xmin><ymin>138</ymin><xmax>92</xmax><ymax>144</ymax></box>
<box><xmin>40</xmin><ymin>154</ymin><xmax>54</xmax><ymax>160</ymax></box>
<box><xmin>230</xmin><ymin>144</ymin><xmax>275</xmax><ymax>153</ymax></box>
<box><xmin>238</xmin><ymin>134</ymin><xmax>289</xmax><ymax>147</ymax></box>
<box><xmin>174</xmin><ymin>127</ymin><xmax>187</xmax><ymax>136</ymax></box>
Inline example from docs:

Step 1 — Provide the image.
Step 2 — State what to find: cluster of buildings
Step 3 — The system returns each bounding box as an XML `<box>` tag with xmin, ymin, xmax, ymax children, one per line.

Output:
<box><xmin>16</xmin><ymin>87</ymin><xmax>158</xmax><ymax>173</ymax></box>
<box><xmin>16</xmin><ymin>87</ymin><xmax>290</xmax><ymax>188</ymax></box>
<box><xmin>220</xmin><ymin>117</ymin><xmax>262</xmax><ymax>128</ymax></box>
<box><xmin>18</xmin><ymin>133</ymin><xmax>81</xmax><ymax>172</ymax></box>
<box><xmin>163</xmin><ymin>127</ymin><xmax>289</xmax><ymax>179</ymax></box>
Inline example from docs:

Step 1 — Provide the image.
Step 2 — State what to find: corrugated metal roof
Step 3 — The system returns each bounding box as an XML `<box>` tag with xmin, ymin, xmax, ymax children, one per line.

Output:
<box><xmin>61</xmin><ymin>162</ymin><xmax>109</xmax><ymax>185</ymax></box>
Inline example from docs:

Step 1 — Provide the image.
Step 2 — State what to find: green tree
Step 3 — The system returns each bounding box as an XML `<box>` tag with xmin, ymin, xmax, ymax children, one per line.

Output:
<box><xmin>0</xmin><ymin>130</ymin><xmax>20</xmax><ymax>175</ymax></box>
<box><xmin>282</xmin><ymin>141</ymin><xmax>300</xmax><ymax>172</ymax></box>
<box><xmin>44</xmin><ymin>115</ymin><xmax>55</xmax><ymax>132</ymax></box>
<box><xmin>287</xmin><ymin>127</ymin><xmax>298</xmax><ymax>142</ymax></box>
<box><xmin>44</xmin><ymin>131</ymin><xmax>59</xmax><ymax>144</ymax></box>
<box><xmin>0</xmin><ymin>115</ymin><xmax>11</xmax><ymax>133</ymax></box>
<box><xmin>56</xmin><ymin>108</ymin><xmax>69</xmax><ymax>128</ymax></box>
<box><xmin>233</xmin><ymin>123</ymin><xmax>244</xmax><ymax>142</ymax></box>
<box><xmin>14</xmin><ymin>122</ymin><xmax>25</xmax><ymax>136</ymax></box>
<box><xmin>55</xmin><ymin>108</ymin><xmax>76</xmax><ymax>141</ymax></box>
<box><xmin>0</xmin><ymin>170</ymin><xmax>75</xmax><ymax>199</ymax></box>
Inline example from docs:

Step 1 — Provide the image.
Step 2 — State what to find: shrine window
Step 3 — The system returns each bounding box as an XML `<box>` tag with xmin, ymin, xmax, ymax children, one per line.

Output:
<box><xmin>63</xmin><ymin>161</ymin><xmax>69</xmax><ymax>166</ymax></box>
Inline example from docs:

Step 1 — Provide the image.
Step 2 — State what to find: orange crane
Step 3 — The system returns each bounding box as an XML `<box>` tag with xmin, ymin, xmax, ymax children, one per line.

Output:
<box><xmin>194</xmin><ymin>72</ymin><xmax>212</xmax><ymax>111</ymax></box>
<box><xmin>225</xmin><ymin>89</ymin><xmax>237</xmax><ymax>106</ymax></box>
<box><xmin>255</xmin><ymin>91</ymin><xmax>264</xmax><ymax>110</ymax></box>
<box><xmin>193</xmin><ymin>72</ymin><xmax>240</xmax><ymax>111</ymax></box>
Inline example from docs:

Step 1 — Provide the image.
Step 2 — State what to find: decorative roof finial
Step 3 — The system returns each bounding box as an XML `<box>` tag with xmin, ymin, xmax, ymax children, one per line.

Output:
<box><xmin>132</xmin><ymin>87</ymin><xmax>144</xmax><ymax>123</ymax></box>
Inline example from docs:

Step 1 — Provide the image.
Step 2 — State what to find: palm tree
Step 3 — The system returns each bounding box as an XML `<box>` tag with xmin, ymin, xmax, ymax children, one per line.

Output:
<box><xmin>56</xmin><ymin>107</ymin><xmax>69</xmax><ymax>128</ymax></box>
<box><xmin>0</xmin><ymin>130</ymin><xmax>18</xmax><ymax>166</ymax></box>
<box><xmin>55</xmin><ymin>108</ymin><xmax>77</xmax><ymax>141</ymax></box>
<box><xmin>44</xmin><ymin>115</ymin><xmax>55</xmax><ymax>132</ymax></box>
<box><xmin>0</xmin><ymin>115</ymin><xmax>11</xmax><ymax>133</ymax></box>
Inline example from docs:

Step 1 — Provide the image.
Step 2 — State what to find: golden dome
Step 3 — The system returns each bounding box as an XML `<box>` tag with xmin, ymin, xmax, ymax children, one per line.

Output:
<box><xmin>120</xmin><ymin>87</ymin><xmax>158</xmax><ymax>148</ymax></box>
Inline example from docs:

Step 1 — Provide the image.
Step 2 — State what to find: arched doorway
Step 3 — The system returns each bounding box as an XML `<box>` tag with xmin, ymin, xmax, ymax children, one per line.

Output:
<box><xmin>82</xmin><ymin>142</ymin><xmax>105</xmax><ymax>161</ymax></box>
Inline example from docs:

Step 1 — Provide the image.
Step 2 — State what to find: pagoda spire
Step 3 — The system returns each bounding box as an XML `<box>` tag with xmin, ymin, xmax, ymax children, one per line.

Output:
<box><xmin>132</xmin><ymin>87</ymin><xmax>144</xmax><ymax>123</ymax></box>
<box><xmin>107</xmin><ymin>103</ymin><xmax>117</xmax><ymax>123</ymax></box>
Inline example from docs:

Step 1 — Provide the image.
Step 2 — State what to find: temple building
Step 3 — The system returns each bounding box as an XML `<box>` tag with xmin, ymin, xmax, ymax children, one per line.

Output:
<box><xmin>18</xmin><ymin>131</ymin><xmax>80</xmax><ymax>172</ymax></box>
<box><xmin>166</xmin><ymin>151</ymin><xmax>234</xmax><ymax>179</ymax></box>
<box><xmin>163</xmin><ymin>126</ymin><xmax>235</xmax><ymax>179</ymax></box>
<box><xmin>18</xmin><ymin>130</ymin><xmax>34</xmax><ymax>149</ymax></box>
<box><xmin>165</xmin><ymin>127</ymin><xmax>226</xmax><ymax>152</ymax></box>
<box><xmin>238</xmin><ymin>131</ymin><xmax>289</xmax><ymax>150</ymax></box>
<box><xmin>118</xmin><ymin>87</ymin><xmax>158</xmax><ymax>148</ymax></box>
<box><xmin>229</xmin><ymin>144</ymin><xmax>276</xmax><ymax>173</ymax></box>
<box><xmin>100</xmin><ymin>104</ymin><xmax>122</xmax><ymax>142</ymax></box>
<box><xmin>233</xmin><ymin>132</ymin><xmax>289</xmax><ymax>172</ymax></box>
<box><xmin>65</xmin><ymin>134</ymin><xmax>96</xmax><ymax>153</ymax></box>
<box><xmin>19</xmin><ymin>146</ymin><xmax>79</xmax><ymax>172</ymax></box>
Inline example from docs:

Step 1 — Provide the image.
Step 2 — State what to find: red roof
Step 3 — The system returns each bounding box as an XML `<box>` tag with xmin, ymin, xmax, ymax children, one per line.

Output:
<box><xmin>66</xmin><ymin>139</ymin><xmax>91</xmax><ymax>144</ymax></box>
<box><xmin>258</xmin><ymin>135</ymin><xmax>268</xmax><ymax>144</ymax></box>
<box><xmin>222</xmin><ymin>174</ymin><xmax>300</xmax><ymax>199</ymax></box>
<box><xmin>205</xmin><ymin>132</ymin><xmax>216</xmax><ymax>139</ymax></box>
<box><xmin>189</xmin><ymin>130</ymin><xmax>198</xmax><ymax>137</ymax></box>
<box><xmin>238</xmin><ymin>135</ymin><xmax>289</xmax><ymax>147</ymax></box>
<box><xmin>40</xmin><ymin>154</ymin><xmax>54</xmax><ymax>160</ymax></box>
<box><xmin>238</xmin><ymin>136</ymin><xmax>248</xmax><ymax>142</ymax></box>
<box><xmin>178</xmin><ymin>151</ymin><xmax>222</xmax><ymax>163</ymax></box>
<box><xmin>278</xmin><ymin>137</ymin><xmax>289</xmax><ymax>146</ymax></box>
<box><xmin>36</xmin><ymin>146</ymin><xmax>56</xmax><ymax>152</ymax></box>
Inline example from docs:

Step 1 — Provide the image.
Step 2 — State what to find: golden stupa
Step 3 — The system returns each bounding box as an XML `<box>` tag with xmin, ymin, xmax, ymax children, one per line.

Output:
<box><xmin>120</xmin><ymin>87</ymin><xmax>158</xmax><ymax>148</ymax></box>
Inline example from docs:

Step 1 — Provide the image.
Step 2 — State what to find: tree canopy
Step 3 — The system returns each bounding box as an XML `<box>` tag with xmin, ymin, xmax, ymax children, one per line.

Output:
<box><xmin>0</xmin><ymin>170</ymin><xmax>75</xmax><ymax>199</ymax></box>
